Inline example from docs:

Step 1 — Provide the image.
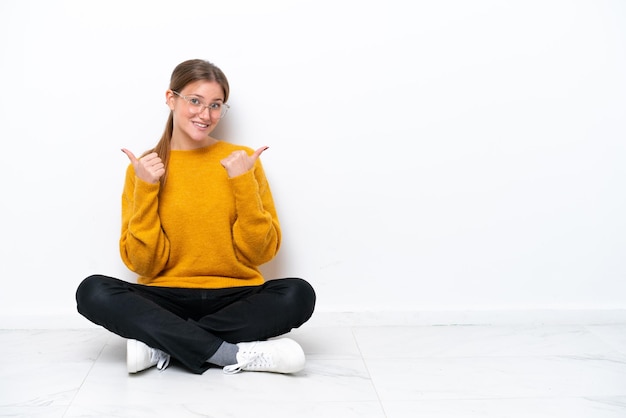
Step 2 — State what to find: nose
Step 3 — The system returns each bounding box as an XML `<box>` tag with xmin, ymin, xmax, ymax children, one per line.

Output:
<box><xmin>198</xmin><ymin>105</ymin><xmax>212</xmax><ymax>119</ymax></box>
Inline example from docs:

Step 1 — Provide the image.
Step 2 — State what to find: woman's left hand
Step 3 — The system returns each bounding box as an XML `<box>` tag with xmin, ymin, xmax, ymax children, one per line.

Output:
<box><xmin>220</xmin><ymin>146</ymin><xmax>268</xmax><ymax>178</ymax></box>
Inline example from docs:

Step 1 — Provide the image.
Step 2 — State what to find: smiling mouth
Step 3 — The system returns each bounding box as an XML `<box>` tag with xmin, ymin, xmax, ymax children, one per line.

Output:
<box><xmin>193</xmin><ymin>122</ymin><xmax>210</xmax><ymax>128</ymax></box>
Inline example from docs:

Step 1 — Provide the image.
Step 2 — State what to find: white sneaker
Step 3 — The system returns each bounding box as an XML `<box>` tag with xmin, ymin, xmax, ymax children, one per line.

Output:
<box><xmin>223</xmin><ymin>338</ymin><xmax>305</xmax><ymax>375</ymax></box>
<box><xmin>127</xmin><ymin>339</ymin><xmax>170</xmax><ymax>374</ymax></box>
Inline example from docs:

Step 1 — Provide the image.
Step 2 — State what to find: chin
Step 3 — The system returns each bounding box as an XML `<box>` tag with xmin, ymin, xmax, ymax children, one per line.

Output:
<box><xmin>189</xmin><ymin>133</ymin><xmax>211</xmax><ymax>142</ymax></box>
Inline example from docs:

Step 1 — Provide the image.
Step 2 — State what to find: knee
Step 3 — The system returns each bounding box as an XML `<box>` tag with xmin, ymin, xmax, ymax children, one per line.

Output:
<box><xmin>75</xmin><ymin>275</ymin><xmax>115</xmax><ymax>316</ymax></box>
<box><xmin>283</xmin><ymin>278</ymin><xmax>316</xmax><ymax>324</ymax></box>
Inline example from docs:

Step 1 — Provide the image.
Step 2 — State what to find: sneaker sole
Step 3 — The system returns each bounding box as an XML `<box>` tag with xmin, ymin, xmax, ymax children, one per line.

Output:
<box><xmin>127</xmin><ymin>339</ymin><xmax>139</xmax><ymax>373</ymax></box>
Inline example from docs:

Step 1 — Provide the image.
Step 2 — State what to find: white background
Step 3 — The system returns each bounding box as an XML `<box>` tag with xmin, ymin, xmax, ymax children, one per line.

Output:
<box><xmin>1</xmin><ymin>0</ymin><xmax>625</xmax><ymax>326</ymax></box>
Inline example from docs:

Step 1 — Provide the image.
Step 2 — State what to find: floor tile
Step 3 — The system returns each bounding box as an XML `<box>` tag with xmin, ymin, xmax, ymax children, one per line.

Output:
<box><xmin>366</xmin><ymin>356</ymin><xmax>626</xmax><ymax>401</ymax></box>
<box><xmin>382</xmin><ymin>396</ymin><xmax>626</xmax><ymax>418</ymax></box>
<box><xmin>587</xmin><ymin>325</ymin><xmax>626</xmax><ymax>354</ymax></box>
<box><xmin>0</xmin><ymin>406</ymin><xmax>68</xmax><ymax>417</ymax></box>
<box><xmin>0</xmin><ymin>329</ymin><xmax>109</xmax><ymax>363</ymax></box>
<box><xmin>286</xmin><ymin>327</ymin><xmax>362</xmax><ymax>359</ymax></box>
<box><xmin>68</xmin><ymin>337</ymin><xmax>379</xmax><ymax>408</ymax></box>
<box><xmin>0</xmin><ymin>361</ymin><xmax>94</xmax><ymax>408</ymax></box>
<box><xmin>65</xmin><ymin>401</ymin><xmax>386</xmax><ymax>418</ymax></box>
<box><xmin>353</xmin><ymin>325</ymin><xmax>624</xmax><ymax>359</ymax></box>
<box><xmin>1</xmin><ymin>321</ymin><xmax>625</xmax><ymax>417</ymax></box>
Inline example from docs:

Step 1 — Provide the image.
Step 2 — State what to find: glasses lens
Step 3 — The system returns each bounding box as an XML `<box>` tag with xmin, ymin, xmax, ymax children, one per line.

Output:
<box><xmin>220</xmin><ymin>105</ymin><xmax>229</xmax><ymax>118</ymax></box>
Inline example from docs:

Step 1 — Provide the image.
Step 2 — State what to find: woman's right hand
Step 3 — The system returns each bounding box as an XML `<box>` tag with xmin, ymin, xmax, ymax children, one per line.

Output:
<box><xmin>121</xmin><ymin>148</ymin><xmax>165</xmax><ymax>184</ymax></box>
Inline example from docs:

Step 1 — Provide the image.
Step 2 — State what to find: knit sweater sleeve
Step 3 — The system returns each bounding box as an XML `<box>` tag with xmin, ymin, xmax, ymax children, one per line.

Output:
<box><xmin>230</xmin><ymin>159</ymin><xmax>281</xmax><ymax>266</ymax></box>
<box><xmin>119</xmin><ymin>164</ymin><xmax>170</xmax><ymax>278</ymax></box>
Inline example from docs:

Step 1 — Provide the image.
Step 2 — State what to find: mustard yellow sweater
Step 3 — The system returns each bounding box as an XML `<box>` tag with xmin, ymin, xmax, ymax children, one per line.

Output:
<box><xmin>119</xmin><ymin>141</ymin><xmax>281</xmax><ymax>288</ymax></box>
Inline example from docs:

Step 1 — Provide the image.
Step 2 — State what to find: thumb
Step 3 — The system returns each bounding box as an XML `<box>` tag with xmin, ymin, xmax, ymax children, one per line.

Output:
<box><xmin>121</xmin><ymin>148</ymin><xmax>139</xmax><ymax>164</ymax></box>
<box><xmin>251</xmin><ymin>146</ymin><xmax>269</xmax><ymax>161</ymax></box>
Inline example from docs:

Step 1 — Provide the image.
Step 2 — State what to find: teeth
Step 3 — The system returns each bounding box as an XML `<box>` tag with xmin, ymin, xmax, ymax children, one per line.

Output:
<box><xmin>194</xmin><ymin>122</ymin><xmax>208</xmax><ymax>128</ymax></box>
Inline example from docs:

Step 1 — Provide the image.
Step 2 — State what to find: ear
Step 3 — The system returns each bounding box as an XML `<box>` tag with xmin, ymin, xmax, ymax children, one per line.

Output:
<box><xmin>165</xmin><ymin>89</ymin><xmax>176</xmax><ymax>110</ymax></box>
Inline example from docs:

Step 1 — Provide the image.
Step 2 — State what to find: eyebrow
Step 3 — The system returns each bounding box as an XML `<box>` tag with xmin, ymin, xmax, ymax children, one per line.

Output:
<box><xmin>184</xmin><ymin>93</ymin><xmax>224</xmax><ymax>102</ymax></box>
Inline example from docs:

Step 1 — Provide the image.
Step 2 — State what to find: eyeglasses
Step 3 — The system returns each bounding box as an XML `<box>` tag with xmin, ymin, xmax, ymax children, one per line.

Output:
<box><xmin>171</xmin><ymin>90</ymin><xmax>230</xmax><ymax>118</ymax></box>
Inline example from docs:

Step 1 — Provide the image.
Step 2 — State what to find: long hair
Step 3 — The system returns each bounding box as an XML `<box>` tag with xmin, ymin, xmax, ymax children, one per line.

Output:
<box><xmin>146</xmin><ymin>59</ymin><xmax>230</xmax><ymax>184</ymax></box>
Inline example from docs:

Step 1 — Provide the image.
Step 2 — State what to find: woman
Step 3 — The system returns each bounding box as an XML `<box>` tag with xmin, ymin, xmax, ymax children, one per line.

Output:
<box><xmin>76</xmin><ymin>59</ymin><xmax>316</xmax><ymax>375</ymax></box>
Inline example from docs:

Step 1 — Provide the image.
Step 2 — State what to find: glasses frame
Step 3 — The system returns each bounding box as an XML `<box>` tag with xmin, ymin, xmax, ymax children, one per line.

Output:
<box><xmin>171</xmin><ymin>90</ymin><xmax>230</xmax><ymax>118</ymax></box>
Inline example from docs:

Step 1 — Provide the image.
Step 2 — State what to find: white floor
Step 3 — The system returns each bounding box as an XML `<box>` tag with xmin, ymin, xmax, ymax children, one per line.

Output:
<box><xmin>1</xmin><ymin>321</ymin><xmax>626</xmax><ymax>417</ymax></box>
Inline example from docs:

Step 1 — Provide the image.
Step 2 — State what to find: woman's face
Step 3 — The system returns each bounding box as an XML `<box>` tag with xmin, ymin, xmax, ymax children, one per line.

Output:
<box><xmin>167</xmin><ymin>80</ymin><xmax>226</xmax><ymax>149</ymax></box>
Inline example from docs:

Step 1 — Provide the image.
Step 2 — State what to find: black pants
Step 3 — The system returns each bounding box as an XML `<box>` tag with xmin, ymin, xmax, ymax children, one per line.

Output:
<box><xmin>76</xmin><ymin>275</ymin><xmax>316</xmax><ymax>374</ymax></box>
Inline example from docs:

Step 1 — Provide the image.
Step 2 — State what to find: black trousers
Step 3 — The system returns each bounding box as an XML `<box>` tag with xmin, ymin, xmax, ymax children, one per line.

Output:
<box><xmin>76</xmin><ymin>275</ymin><xmax>316</xmax><ymax>374</ymax></box>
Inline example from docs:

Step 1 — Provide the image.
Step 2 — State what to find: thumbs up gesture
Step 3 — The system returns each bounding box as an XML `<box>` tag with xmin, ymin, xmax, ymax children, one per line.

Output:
<box><xmin>220</xmin><ymin>146</ymin><xmax>268</xmax><ymax>178</ymax></box>
<box><xmin>121</xmin><ymin>148</ymin><xmax>165</xmax><ymax>184</ymax></box>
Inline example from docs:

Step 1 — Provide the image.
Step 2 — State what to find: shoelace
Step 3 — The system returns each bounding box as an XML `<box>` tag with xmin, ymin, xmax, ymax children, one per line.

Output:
<box><xmin>152</xmin><ymin>349</ymin><xmax>170</xmax><ymax>371</ymax></box>
<box><xmin>223</xmin><ymin>345</ymin><xmax>273</xmax><ymax>375</ymax></box>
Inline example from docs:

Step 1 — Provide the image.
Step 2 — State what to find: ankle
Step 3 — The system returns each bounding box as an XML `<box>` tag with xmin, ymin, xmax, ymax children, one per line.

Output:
<box><xmin>206</xmin><ymin>341</ymin><xmax>238</xmax><ymax>367</ymax></box>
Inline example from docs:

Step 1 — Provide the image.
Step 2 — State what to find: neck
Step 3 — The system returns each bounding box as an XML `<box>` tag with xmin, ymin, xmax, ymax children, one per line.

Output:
<box><xmin>171</xmin><ymin>136</ymin><xmax>218</xmax><ymax>151</ymax></box>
